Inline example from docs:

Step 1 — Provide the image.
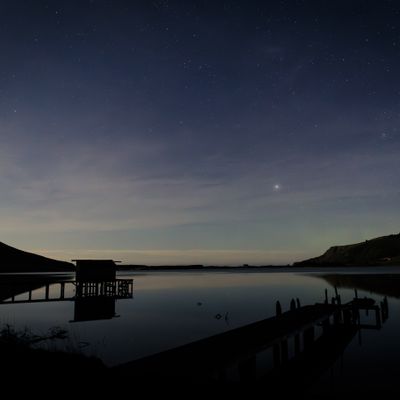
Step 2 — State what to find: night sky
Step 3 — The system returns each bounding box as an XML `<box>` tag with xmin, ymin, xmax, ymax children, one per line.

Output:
<box><xmin>1</xmin><ymin>1</ymin><xmax>399</xmax><ymax>265</ymax></box>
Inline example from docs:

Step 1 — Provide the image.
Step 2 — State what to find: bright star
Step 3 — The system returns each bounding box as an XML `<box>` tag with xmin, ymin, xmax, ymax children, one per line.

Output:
<box><xmin>273</xmin><ymin>184</ymin><xmax>281</xmax><ymax>191</ymax></box>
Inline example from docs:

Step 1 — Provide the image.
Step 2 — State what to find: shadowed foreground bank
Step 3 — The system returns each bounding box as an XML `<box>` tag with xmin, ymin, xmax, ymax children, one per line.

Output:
<box><xmin>0</xmin><ymin>327</ymin><xmax>106</xmax><ymax>380</ymax></box>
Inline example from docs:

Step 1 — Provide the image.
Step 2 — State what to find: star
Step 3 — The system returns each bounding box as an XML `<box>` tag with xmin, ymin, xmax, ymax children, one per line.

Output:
<box><xmin>381</xmin><ymin>132</ymin><xmax>388</xmax><ymax>139</ymax></box>
<box><xmin>273</xmin><ymin>184</ymin><xmax>281</xmax><ymax>191</ymax></box>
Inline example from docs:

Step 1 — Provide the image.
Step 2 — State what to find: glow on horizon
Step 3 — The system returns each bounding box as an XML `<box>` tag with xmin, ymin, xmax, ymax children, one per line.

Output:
<box><xmin>33</xmin><ymin>248</ymin><xmax>311</xmax><ymax>266</ymax></box>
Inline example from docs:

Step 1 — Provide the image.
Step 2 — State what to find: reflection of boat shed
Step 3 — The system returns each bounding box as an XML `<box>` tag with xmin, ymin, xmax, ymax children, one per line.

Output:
<box><xmin>73</xmin><ymin>296</ymin><xmax>116</xmax><ymax>322</ymax></box>
<box><xmin>72</xmin><ymin>259</ymin><xmax>119</xmax><ymax>281</ymax></box>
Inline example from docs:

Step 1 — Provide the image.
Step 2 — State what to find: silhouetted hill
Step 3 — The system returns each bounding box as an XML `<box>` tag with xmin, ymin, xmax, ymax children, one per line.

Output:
<box><xmin>0</xmin><ymin>242</ymin><xmax>74</xmax><ymax>272</ymax></box>
<box><xmin>295</xmin><ymin>233</ymin><xmax>400</xmax><ymax>267</ymax></box>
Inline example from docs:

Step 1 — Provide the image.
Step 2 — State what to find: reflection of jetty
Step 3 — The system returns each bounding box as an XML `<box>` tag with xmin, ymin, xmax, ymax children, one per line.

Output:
<box><xmin>115</xmin><ymin>291</ymin><xmax>389</xmax><ymax>387</ymax></box>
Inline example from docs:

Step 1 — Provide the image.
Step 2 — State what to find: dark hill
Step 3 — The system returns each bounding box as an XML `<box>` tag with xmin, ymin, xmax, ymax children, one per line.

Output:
<box><xmin>295</xmin><ymin>233</ymin><xmax>400</xmax><ymax>267</ymax></box>
<box><xmin>0</xmin><ymin>242</ymin><xmax>74</xmax><ymax>272</ymax></box>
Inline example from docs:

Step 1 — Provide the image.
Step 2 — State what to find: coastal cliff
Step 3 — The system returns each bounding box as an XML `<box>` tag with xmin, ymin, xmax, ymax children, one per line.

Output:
<box><xmin>295</xmin><ymin>233</ymin><xmax>400</xmax><ymax>267</ymax></box>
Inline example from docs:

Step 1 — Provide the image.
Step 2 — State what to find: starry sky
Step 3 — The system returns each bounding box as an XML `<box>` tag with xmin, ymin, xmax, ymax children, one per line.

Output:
<box><xmin>1</xmin><ymin>0</ymin><xmax>399</xmax><ymax>265</ymax></box>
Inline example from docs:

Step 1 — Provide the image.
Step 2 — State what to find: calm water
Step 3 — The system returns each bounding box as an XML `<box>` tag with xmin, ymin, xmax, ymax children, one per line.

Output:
<box><xmin>1</xmin><ymin>267</ymin><xmax>400</xmax><ymax>393</ymax></box>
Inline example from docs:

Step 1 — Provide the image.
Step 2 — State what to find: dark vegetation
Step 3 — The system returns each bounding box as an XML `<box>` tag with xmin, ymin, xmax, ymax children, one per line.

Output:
<box><xmin>0</xmin><ymin>324</ymin><xmax>106</xmax><ymax>384</ymax></box>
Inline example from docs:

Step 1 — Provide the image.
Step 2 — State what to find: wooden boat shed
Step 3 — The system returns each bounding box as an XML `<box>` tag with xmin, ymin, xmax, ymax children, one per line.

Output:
<box><xmin>72</xmin><ymin>259</ymin><xmax>120</xmax><ymax>281</ymax></box>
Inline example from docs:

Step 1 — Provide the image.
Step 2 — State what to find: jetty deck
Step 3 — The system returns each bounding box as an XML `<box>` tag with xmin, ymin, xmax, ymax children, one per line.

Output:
<box><xmin>0</xmin><ymin>279</ymin><xmax>133</xmax><ymax>304</ymax></box>
<box><xmin>115</xmin><ymin>296</ymin><xmax>388</xmax><ymax>383</ymax></box>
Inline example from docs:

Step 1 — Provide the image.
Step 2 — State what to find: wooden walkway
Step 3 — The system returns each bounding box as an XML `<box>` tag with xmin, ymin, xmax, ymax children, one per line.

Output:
<box><xmin>114</xmin><ymin>295</ymin><xmax>388</xmax><ymax>383</ymax></box>
<box><xmin>114</xmin><ymin>303</ymin><xmax>339</xmax><ymax>376</ymax></box>
<box><xmin>0</xmin><ymin>279</ymin><xmax>133</xmax><ymax>304</ymax></box>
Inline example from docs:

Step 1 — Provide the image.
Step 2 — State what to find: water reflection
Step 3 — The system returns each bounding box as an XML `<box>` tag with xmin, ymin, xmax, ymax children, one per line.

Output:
<box><xmin>0</xmin><ymin>274</ymin><xmax>71</xmax><ymax>302</ymax></box>
<box><xmin>0</xmin><ymin>275</ymin><xmax>133</xmax><ymax>322</ymax></box>
<box><xmin>318</xmin><ymin>273</ymin><xmax>400</xmax><ymax>298</ymax></box>
<box><xmin>0</xmin><ymin>270</ymin><xmax>399</xmax><ymax>393</ymax></box>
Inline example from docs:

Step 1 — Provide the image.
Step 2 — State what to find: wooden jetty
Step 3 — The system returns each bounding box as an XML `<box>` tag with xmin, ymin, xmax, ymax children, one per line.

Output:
<box><xmin>0</xmin><ymin>259</ymin><xmax>129</xmax><ymax>306</ymax></box>
<box><xmin>114</xmin><ymin>293</ymin><xmax>388</xmax><ymax>385</ymax></box>
<box><xmin>0</xmin><ymin>278</ymin><xmax>134</xmax><ymax>322</ymax></box>
<box><xmin>0</xmin><ymin>279</ymin><xmax>133</xmax><ymax>305</ymax></box>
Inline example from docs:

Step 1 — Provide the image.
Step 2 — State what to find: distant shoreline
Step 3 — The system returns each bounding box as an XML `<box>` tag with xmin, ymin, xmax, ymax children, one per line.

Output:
<box><xmin>117</xmin><ymin>264</ymin><xmax>288</xmax><ymax>271</ymax></box>
<box><xmin>1</xmin><ymin>264</ymin><xmax>400</xmax><ymax>276</ymax></box>
<box><xmin>116</xmin><ymin>263</ymin><xmax>400</xmax><ymax>272</ymax></box>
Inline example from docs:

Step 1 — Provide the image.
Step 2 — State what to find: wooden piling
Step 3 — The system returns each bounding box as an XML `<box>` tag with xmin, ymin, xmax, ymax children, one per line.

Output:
<box><xmin>294</xmin><ymin>334</ymin><xmax>301</xmax><ymax>355</ymax></box>
<box><xmin>276</xmin><ymin>301</ymin><xmax>282</xmax><ymax>316</ymax></box>
<box><xmin>281</xmin><ymin>339</ymin><xmax>289</xmax><ymax>362</ymax></box>
<box><xmin>375</xmin><ymin>307</ymin><xmax>381</xmax><ymax>328</ymax></box>
<box><xmin>273</xmin><ymin>343</ymin><xmax>281</xmax><ymax>367</ymax></box>
<box><xmin>60</xmin><ymin>282</ymin><xmax>65</xmax><ymax>299</ymax></box>
<box><xmin>303</xmin><ymin>326</ymin><xmax>315</xmax><ymax>350</ymax></box>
